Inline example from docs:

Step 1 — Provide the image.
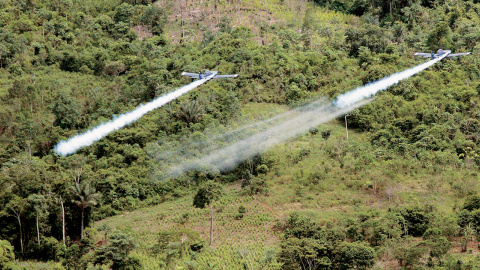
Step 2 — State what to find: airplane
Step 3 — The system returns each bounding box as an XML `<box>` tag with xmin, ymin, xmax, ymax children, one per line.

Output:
<box><xmin>181</xmin><ymin>70</ymin><xmax>239</xmax><ymax>80</ymax></box>
<box><xmin>414</xmin><ymin>49</ymin><xmax>471</xmax><ymax>59</ymax></box>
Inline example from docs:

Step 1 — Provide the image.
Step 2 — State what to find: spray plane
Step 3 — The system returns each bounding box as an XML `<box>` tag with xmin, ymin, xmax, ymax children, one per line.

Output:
<box><xmin>181</xmin><ymin>70</ymin><xmax>239</xmax><ymax>80</ymax></box>
<box><xmin>414</xmin><ymin>49</ymin><xmax>471</xmax><ymax>59</ymax></box>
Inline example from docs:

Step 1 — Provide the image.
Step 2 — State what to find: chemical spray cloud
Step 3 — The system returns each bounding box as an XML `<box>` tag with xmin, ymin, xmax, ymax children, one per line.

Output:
<box><xmin>151</xmin><ymin>101</ymin><xmax>320</xmax><ymax>162</ymax></box>
<box><xmin>55</xmin><ymin>74</ymin><xmax>216</xmax><ymax>156</ymax></box>
<box><xmin>166</xmin><ymin>57</ymin><xmax>446</xmax><ymax>175</ymax></box>
<box><xmin>168</xmin><ymin>100</ymin><xmax>368</xmax><ymax>175</ymax></box>
<box><xmin>334</xmin><ymin>53</ymin><xmax>448</xmax><ymax>108</ymax></box>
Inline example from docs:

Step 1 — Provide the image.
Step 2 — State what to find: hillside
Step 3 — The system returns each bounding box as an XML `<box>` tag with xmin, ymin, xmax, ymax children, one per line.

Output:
<box><xmin>1</xmin><ymin>0</ymin><xmax>480</xmax><ymax>269</ymax></box>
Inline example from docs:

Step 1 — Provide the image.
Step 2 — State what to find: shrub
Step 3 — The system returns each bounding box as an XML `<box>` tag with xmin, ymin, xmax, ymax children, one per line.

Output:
<box><xmin>429</xmin><ymin>237</ymin><xmax>450</xmax><ymax>259</ymax></box>
<box><xmin>0</xmin><ymin>239</ymin><xmax>15</xmax><ymax>267</ymax></box>
<box><xmin>39</xmin><ymin>237</ymin><xmax>65</xmax><ymax>262</ymax></box>
<box><xmin>338</xmin><ymin>242</ymin><xmax>376</xmax><ymax>270</ymax></box>
<box><xmin>95</xmin><ymin>231</ymin><xmax>137</xmax><ymax>269</ymax></box>
<box><xmin>235</xmin><ymin>205</ymin><xmax>247</xmax><ymax>219</ymax></box>
<box><xmin>152</xmin><ymin>229</ymin><xmax>205</xmax><ymax>267</ymax></box>
<box><xmin>247</xmin><ymin>176</ymin><xmax>269</xmax><ymax>196</ymax></box>
<box><xmin>321</xmin><ymin>130</ymin><xmax>331</xmax><ymax>140</ymax></box>
<box><xmin>423</xmin><ymin>228</ymin><xmax>441</xmax><ymax>240</ymax></box>
<box><xmin>397</xmin><ymin>206</ymin><xmax>430</xmax><ymax>237</ymax></box>
<box><xmin>62</xmin><ymin>243</ymin><xmax>91</xmax><ymax>270</ymax></box>
<box><xmin>257</xmin><ymin>164</ymin><xmax>269</xmax><ymax>175</ymax></box>
<box><xmin>463</xmin><ymin>195</ymin><xmax>480</xmax><ymax>211</ymax></box>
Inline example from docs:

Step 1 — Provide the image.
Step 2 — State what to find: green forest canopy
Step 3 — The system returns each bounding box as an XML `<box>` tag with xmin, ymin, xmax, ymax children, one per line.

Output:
<box><xmin>1</xmin><ymin>0</ymin><xmax>480</xmax><ymax>268</ymax></box>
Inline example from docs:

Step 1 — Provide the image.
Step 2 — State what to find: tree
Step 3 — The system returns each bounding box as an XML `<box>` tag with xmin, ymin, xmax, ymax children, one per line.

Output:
<box><xmin>429</xmin><ymin>236</ymin><xmax>450</xmax><ymax>260</ymax></box>
<box><xmin>62</xmin><ymin>230</ymin><xmax>96</xmax><ymax>270</ymax></box>
<box><xmin>193</xmin><ymin>181</ymin><xmax>223</xmax><ymax>245</ymax></box>
<box><xmin>3</xmin><ymin>196</ymin><xmax>27</xmax><ymax>254</ymax></box>
<box><xmin>95</xmin><ymin>231</ymin><xmax>140</xmax><ymax>270</ymax></box>
<box><xmin>397</xmin><ymin>206</ymin><xmax>430</xmax><ymax>237</ymax></box>
<box><xmin>338</xmin><ymin>242</ymin><xmax>376</xmax><ymax>270</ymax></box>
<box><xmin>140</xmin><ymin>5</ymin><xmax>166</xmax><ymax>35</ymax></box>
<box><xmin>152</xmin><ymin>229</ymin><xmax>204</xmax><ymax>268</ymax></box>
<box><xmin>278</xmin><ymin>213</ymin><xmax>350</xmax><ymax>269</ymax></box>
<box><xmin>37</xmin><ymin>237</ymin><xmax>65</xmax><ymax>262</ymax></box>
<box><xmin>463</xmin><ymin>195</ymin><xmax>480</xmax><ymax>211</ymax></box>
<box><xmin>427</xmin><ymin>21</ymin><xmax>452</xmax><ymax>50</ymax></box>
<box><xmin>393</xmin><ymin>237</ymin><xmax>430</xmax><ymax>269</ymax></box>
<box><xmin>279</xmin><ymin>237</ymin><xmax>331</xmax><ymax>270</ymax></box>
<box><xmin>27</xmin><ymin>194</ymin><xmax>48</xmax><ymax>246</ymax></box>
<box><xmin>175</xmin><ymin>99</ymin><xmax>205</xmax><ymax>124</ymax></box>
<box><xmin>246</xmin><ymin>175</ymin><xmax>269</xmax><ymax>196</ymax></box>
<box><xmin>50</xmin><ymin>92</ymin><xmax>83</xmax><ymax>129</ymax></box>
<box><xmin>59</xmin><ymin>196</ymin><xmax>66</xmax><ymax>245</ymax></box>
<box><xmin>114</xmin><ymin>3</ymin><xmax>134</xmax><ymax>24</ymax></box>
<box><xmin>69</xmin><ymin>181</ymin><xmax>101</xmax><ymax>238</ymax></box>
<box><xmin>460</xmin><ymin>224</ymin><xmax>475</xmax><ymax>253</ymax></box>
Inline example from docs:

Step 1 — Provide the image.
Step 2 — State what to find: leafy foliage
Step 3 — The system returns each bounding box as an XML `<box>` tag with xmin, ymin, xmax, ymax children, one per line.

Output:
<box><xmin>0</xmin><ymin>0</ymin><xmax>480</xmax><ymax>268</ymax></box>
<box><xmin>152</xmin><ymin>229</ymin><xmax>204</xmax><ymax>268</ymax></box>
<box><xmin>95</xmin><ymin>231</ymin><xmax>139</xmax><ymax>270</ymax></box>
<box><xmin>0</xmin><ymin>239</ymin><xmax>15</xmax><ymax>267</ymax></box>
<box><xmin>193</xmin><ymin>181</ymin><xmax>223</xmax><ymax>209</ymax></box>
<box><xmin>338</xmin><ymin>242</ymin><xmax>375</xmax><ymax>270</ymax></box>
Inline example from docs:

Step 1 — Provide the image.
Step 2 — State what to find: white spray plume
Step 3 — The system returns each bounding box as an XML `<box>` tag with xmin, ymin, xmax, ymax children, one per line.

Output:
<box><xmin>55</xmin><ymin>75</ymin><xmax>215</xmax><ymax>156</ymax></box>
<box><xmin>334</xmin><ymin>53</ymin><xmax>448</xmax><ymax>108</ymax></box>
<box><xmin>151</xmin><ymin>102</ymin><xmax>311</xmax><ymax>161</ymax></box>
<box><xmin>165</xmin><ymin>57</ymin><xmax>446</xmax><ymax>175</ymax></box>
<box><xmin>168</xmin><ymin>100</ymin><xmax>368</xmax><ymax>175</ymax></box>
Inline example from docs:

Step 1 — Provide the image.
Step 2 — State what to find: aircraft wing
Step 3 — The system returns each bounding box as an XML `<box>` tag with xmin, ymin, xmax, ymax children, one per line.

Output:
<box><xmin>447</xmin><ymin>52</ymin><xmax>471</xmax><ymax>57</ymax></box>
<box><xmin>414</xmin><ymin>53</ymin><xmax>432</xmax><ymax>58</ymax></box>
<box><xmin>213</xmin><ymin>74</ymin><xmax>239</xmax><ymax>79</ymax></box>
<box><xmin>181</xmin><ymin>72</ymin><xmax>200</xmax><ymax>79</ymax></box>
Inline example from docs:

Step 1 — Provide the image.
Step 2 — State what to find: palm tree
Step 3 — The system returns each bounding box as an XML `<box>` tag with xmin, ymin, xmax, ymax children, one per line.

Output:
<box><xmin>176</xmin><ymin>99</ymin><xmax>204</xmax><ymax>124</ymax></box>
<box><xmin>69</xmin><ymin>181</ymin><xmax>101</xmax><ymax>238</ymax></box>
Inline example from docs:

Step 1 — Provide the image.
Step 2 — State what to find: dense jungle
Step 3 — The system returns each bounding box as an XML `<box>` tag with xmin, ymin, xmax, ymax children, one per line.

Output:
<box><xmin>1</xmin><ymin>0</ymin><xmax>480</xmax><ymax>269</ymax></box>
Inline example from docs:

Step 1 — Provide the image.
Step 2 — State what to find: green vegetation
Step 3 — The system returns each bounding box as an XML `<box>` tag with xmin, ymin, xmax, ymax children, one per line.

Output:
<box><xmin>0</xmin><ymin>239</ymin><xmax>15</xmax><ymax>268</ymax></box>
<box><xmin>1</xmin><ymin>0</ymin><xmax>480</xmax><ymax>269</ymax></box>
<box><xmin>193</xmin><ymin>181</ymin><xmax>223</xmax><ymax>246</ymax></box>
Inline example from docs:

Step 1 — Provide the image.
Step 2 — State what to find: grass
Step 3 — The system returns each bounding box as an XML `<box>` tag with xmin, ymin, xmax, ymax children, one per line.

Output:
<box><xmin>96</xmin><ymin>184</ymin><xmax>282</xmax><ymax>269</ymax></box>
<box><xmin>240</xmin><ymin>102</ymin><xmax>289</xmax><ymax>122</ymax></box>
<box><xmin>159</xmin><ymin>0</ymin><xmax>353</xmax><ymax>48</ymax></box>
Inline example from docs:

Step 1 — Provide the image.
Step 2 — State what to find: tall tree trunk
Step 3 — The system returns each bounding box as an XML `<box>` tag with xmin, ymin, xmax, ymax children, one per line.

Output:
<box><xmin>210</xmin><ymin>203</ymin><xmax>213</xmax><ymax>245</ymax></box>
<box><xmin>36</xmin><ymin>213</ymin><xmax>41</xmax><ymax>246</ymax></box>
<box><xmin>16</xmin><ymin>214</ymin><xmax>23</xmax><ymax>253</ymax></box>
<box><xmin>60</xmin><ymin>197</ymin><xmax>65</xmax><ymax>245</ymax></box>
<box><xmin>81</xmin><ymin>208</ymin><xmax>84</xmax><ymax>238</ymax></box>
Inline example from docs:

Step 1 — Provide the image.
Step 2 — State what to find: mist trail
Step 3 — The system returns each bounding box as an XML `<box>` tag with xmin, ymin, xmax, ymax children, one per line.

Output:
<box><xmin>167</xmin><ymin>56</ymin><xmax>447</xmax><ymax>175</ymax></box>
<box><xmin>55</xmin><ymin>75</ymin><xmax>215</xmax><ymax>156</ymax></box>
<box><xmin>152</xmin><ymin>99</ymin><xmax>328</xmax><ymax>161</ymax></box>
<box><xmin>334</xmin><ymin>53</ymin><xmax>448</xmax><ymax>107</ymax></box>
<box><xmin>169</xmin><ymin>100</ymin><xmax>367</xmax><ymax>175</ymax></box>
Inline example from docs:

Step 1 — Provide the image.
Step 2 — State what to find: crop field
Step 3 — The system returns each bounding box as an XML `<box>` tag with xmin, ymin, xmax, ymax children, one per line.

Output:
<box><xmin>96</xmin><ymin>113</ymin><xmax>470</xmax><ymax>269</ymax></box>
<box><xmin>97</xmin><ymin>103</ymin><xmax>480</xmax><ymax>268</ymax></box>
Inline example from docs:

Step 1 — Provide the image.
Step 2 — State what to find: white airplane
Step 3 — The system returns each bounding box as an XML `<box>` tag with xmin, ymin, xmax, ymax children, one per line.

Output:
<box><xmin>181</xmin><ymin>70</ymin><xmax>239</xmax><ymax>80</ymax></box>
<box><xmin>414</xmin><ymin>49</ymin><xmax>471</xmax><ymax>59</ymax></box>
